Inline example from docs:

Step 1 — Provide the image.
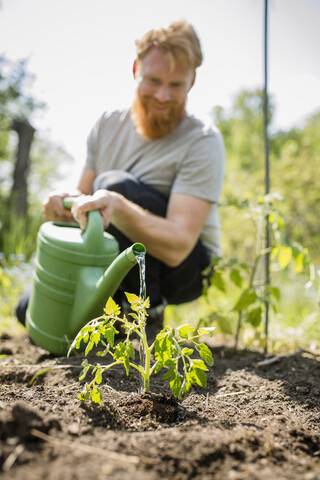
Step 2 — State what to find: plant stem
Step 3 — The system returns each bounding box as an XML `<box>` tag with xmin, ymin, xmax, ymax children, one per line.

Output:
<box><xmin>173</xmin><ymin>336</ymin><xmax>186</xmax><ymax>373</ymax></box>
<box><xmin>140</xmin><ymin>325</ymin><xmax>153</xmax><ymax>392</ymax></box>
<box><xmin>135</xmin><ymin>308</ymin><xmax>153</xmax><ymax>393</ymax></box>
<box><xmin>143</xmin><ymin>344</ymin><xmax>152</xmax><ymax>392</ymax></box>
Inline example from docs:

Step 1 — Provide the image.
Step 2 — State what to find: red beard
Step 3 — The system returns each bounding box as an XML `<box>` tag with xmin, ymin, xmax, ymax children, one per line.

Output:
<box><xmin>131</xmin><ymin>90</ymin><xmax>185</xmax><ymax>140</ymax></box>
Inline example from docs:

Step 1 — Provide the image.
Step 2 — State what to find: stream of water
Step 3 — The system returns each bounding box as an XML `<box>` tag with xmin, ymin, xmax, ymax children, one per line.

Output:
<box><xmin>135</xmin><ymin>251</ymin><xmax>146</xmax><ymax>301</ymax></box>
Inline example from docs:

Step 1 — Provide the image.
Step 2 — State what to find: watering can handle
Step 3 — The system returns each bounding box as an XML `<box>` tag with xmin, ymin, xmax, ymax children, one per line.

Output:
<box><xmin>62</xmin><ymin>196</ymin><xmax>75</xmax><ymax>210</ymax></box>
<box><xmin>62</xmin><ymin>197</ymin><xmax>105</xmax><ymax>251</ymax></box>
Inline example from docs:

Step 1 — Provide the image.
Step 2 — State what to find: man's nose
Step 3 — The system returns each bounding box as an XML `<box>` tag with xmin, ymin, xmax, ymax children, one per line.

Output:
<box><xmin>154</xmin><ymin>85</ymin><xmax>171</xmax><ymax>102</ymax></box>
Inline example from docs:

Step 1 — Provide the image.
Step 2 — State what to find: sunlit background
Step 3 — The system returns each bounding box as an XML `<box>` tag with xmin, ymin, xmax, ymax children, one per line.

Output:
<box><xmin>0</xmin><ymin>0</ymin><xmax>319</xmax><ymax>188</ymax></box>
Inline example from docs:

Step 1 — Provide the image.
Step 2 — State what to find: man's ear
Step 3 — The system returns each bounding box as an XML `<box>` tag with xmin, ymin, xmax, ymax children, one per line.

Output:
<box><xmin>133</xmin><ymin>59</ymin><xmax>137</xmax><ymax>79</ymax></box>
<box><xmin>189</xmin><ymin>72</ymin><xmax>196</xmax><ymax>91</ymax></box>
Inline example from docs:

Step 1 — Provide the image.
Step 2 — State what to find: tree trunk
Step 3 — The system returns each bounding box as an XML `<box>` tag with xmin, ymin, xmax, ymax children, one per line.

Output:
<box><xmin>10</xmin><ymin>119</ymin><xmax>35</xmax><ymax>216</ymax></box>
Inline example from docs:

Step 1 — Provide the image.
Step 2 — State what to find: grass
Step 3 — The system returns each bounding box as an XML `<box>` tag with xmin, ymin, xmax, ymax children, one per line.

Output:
<box><xmin>0</xmin><ymin>259</ymin><xmax>32</xmax><ymax>336</ymax></box>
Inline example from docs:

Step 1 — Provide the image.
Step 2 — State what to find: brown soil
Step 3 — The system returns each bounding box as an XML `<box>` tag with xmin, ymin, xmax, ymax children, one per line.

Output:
<box><xmin>0</xmin><ymin>332</ymin><xmax>320</xmax><ymax>480</ymax></box>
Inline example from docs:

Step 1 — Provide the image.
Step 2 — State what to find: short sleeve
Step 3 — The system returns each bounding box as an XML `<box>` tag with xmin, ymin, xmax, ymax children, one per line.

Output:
<box><xmin>171</xmin><ymin>127</ymin><xmax>225</xmax><ymax>203</ymax></box>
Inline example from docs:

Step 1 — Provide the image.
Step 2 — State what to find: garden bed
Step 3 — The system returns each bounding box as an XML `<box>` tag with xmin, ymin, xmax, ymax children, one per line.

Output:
<box><xmin>0</xmin><ymin>332</ymin><xmax>319</xmax><ymax>479</ymax></box>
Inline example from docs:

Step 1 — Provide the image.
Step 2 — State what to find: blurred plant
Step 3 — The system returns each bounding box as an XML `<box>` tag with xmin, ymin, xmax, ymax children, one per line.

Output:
<box><xmin>0</xmin><ymin>209</ymin><xmax>42</xmax><ymax>260</ymax></box>
<box><xmin>198</xmin><ymin>193</ymin><xmax>317</xmax><ymax>350</ymax></box>
<box><xmin>0</xmin><ymin>55</ymin><xmax>73</xmax><ymax>250</ymax></box>
<box><xmin>0</xmin><ymin>261</ymin><xmax>30</xmax><ymax>334</ymax></box>
<box><xmin>213</xmin><ymin>90</ymin><xmax>320</xmax><ymax>264</ymax></box>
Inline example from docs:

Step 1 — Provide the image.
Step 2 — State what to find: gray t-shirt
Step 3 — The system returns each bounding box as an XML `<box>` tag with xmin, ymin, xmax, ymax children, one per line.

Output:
<box><xmin>86</xmin><ymin>109</ymin><xmax>225</xmax><ymax>258</ymax></box>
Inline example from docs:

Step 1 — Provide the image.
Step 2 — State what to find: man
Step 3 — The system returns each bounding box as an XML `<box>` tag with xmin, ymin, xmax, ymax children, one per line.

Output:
<box><xmin>18</xmin><ymin>21</ymin><xmax>225</xmax><ymax>328</ymax></box>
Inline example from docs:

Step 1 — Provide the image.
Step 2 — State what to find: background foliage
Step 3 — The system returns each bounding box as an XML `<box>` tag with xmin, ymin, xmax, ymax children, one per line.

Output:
<box><xmin>0</xmin><ymin>55</ymin><xmax>73</xmax><ymax>257</ymax></box>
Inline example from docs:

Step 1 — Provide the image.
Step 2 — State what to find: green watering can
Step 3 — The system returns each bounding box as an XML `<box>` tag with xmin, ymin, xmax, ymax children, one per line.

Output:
<box><xmin>26</xmin><ymin>198</ymin><xmax>145</xmax><ymax>355</ymax></box>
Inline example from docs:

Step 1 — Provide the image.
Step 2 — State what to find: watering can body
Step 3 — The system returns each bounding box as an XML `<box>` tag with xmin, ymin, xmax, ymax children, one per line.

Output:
<box><xmin>26</xmin><ymin>205</ymin><xmax>145</xmax><ymax>355</ymax></box>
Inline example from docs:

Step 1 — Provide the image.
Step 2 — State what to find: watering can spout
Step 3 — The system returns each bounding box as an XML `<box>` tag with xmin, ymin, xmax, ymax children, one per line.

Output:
<box><xmin>70</xmin><ymin>242</ymin><xmax>146</xmax><ymax>333</ymax></box>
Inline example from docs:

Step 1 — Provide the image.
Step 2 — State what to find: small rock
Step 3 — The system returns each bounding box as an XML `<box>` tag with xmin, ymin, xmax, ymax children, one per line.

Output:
<box><xmin>67</xmin><ymin>423</ymin><xmax>81</xmax><ymax>435</ymax></box>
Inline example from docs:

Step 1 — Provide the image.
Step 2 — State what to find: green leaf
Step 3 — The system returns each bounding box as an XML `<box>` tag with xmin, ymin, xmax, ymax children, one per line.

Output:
<box><xmin>155</xmin><ymin>334</ymin><xmax>174</xmax><ymax>368</ymax></box>
<box><xmin>192</xmin><ymin>368</ymin><xmax>207</xmax><ymax>388</ymax></box>
<box><xmin>170</xmin><ymin>373</ymin><xmax>182</xmax><ymax>398</ymax></box>
<box><xmin>278</xmin><ymin>245</ymin><xmax>293</xmax><ymax>270</ymax></box>
<box><xmin>178</xmin><ymin>379</ymin><xmax>189</xmax><ymax>397</ymax></box>
<box><xmin>85</xmin><ymin>338</ymin><xmax>94</xmax><ymax>356</ymax></box>
<box><xmin>95</xmin><ymin>369</ymin><xmax>102</xmax><ymax>384</ymax></box>
<box><xmin>74</xmin><ymin>326</ymin><xmax>92</xmax><ymax>349</ymax></box>
<box><xmin>91</xmin><ymin>330</ymin><xmax>101</xmax><ymax>346</ymax></box>
<box><xmin>198</xmin><ymin>327</ymin><xmax>215</xmax><ymax>337</ymax></box>
<box><xmin>230</xmin><ymin>268</ymin><xmax>243</xmax><ymax>287</ymax></box>
<box><xmin>124</xmin><ymin>292</ymin><xmax>150</xmax><ymax>312</ymax></box>
<box><xmin>104</xmin><ymin>297</ymin><xmax>121</xmax><ymax>317</ymax></box>
<box><xmin>233</xmin><ymin>289</ymin><xmax>257</xmax><ymax>311</ymax></box>
<box><xmin>114</xmin><ymin>342</ymin><xmax>126</xmax><ymax>360</ymax></box>
<box><xmin>113</xmin><ymin>342</ymin><xmax>133</xmax><ymax>375</ymax></box>
<box><xmin>90</xmin><ymin>386</ymin><xmax>102</xmax><ymax>405</ymax></box>
<box><xmin>29</xmin><ymin>368</ymin><xmax>53</xmax><ymax>386</ymax></box>
<box><xmin>125</xmin><ymin>292</ymin><xmax>140</xmax><ymax>306</ymax></box>
<box><xmin>215</xmin><ymin>315</ymin><xmax>233</xmax><ymax>335</ymax></box>
<box><xmin>211</xmin><ymin>271</ymin><xmax>226</xmax><ymax>292</ymax></box>
<box><xmin>294</xmin><ymin>252</ymin><xmax>305</xmax><ymax>273</ymax></box>
<box><xmin>268</xmin><ymin>286</ymin><xmax>280</xmax><ymax>302</ymax></box>
<box><xmin>190</xmin><ymin>359</ymin><xmax>208</xmax><ymax>371</ymax></box>
<box><xmin>97</xmin><ymin>324</ymin><xmax>107</xmax><ymax>336</ymax></box>
<box><xmin>105</xmin><ymin>326</ymin><xmax>117</xmax><ymax>347</ymax></box>
<box><xmin>155</xmin><ymin>357</ymin><xmax>175</xmax><ymax>373</ymax></box>
<box><xmin>83</xmin><ymin>332</ymin><xmax>90</xmax><ymax>344</ymax></box>
<box><xmin>78</xmin><ymin>391</ymin><xmax>90</xmax><ymax>401</ymax></box>
<box><xmin>142</xmin><ymin>297</ymin><xmax>150</xmax><ymax>310</ymax></box>
<box><xmin>124</xmin><ymin>356</ymin><xmax>130</xmax><ymax>376</ymax></box>
<box><xmin>79</xmin><ymin>359</ymin><xmax>90</xmax><ymax>381</ymax></box>
<box><xmin>127</xmin><ymin>342</ymin><xmax>135</xmax><ymax>360</ymax></box>
<box><xmin>78</xmin><ymin>383</ymin><xmax>91</xmax><ymax>402</ymax></box>
<box><xmin>183</xmin><ymin>372</ymin><xmax>194</xmax><ymax>393</ymax></box>
<box><xmin>177</xmin><ymin>324</ymin><xmax>195</xmax><ymax>339</ymax></box>
<box><xmin>96</xmin><ymin>346</ymin><xmax>110</xmax><ymax>357</ymax></box>
<box><xmin>247</xmin><ymin>307</ymin><xmax>262</xmax><ymax>327</ymax></box>
<box><xmin>197</xmin><ymin>344</ymin><xmax>214</xmax><ymax>366</ymax></box>
<box><xmin>162</xmin><ymin>368</ymin><xmax>175</xmax><ymax>380</ymax></box>
<box><xmin>181</xmin><ymin>347</ymin><xmax>194</xmax><ymax>356</ymax></box>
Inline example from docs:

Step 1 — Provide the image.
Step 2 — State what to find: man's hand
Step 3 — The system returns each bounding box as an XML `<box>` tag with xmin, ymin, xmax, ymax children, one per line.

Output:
<box><xmin>42</xmin><ymin>192</ymin><xmax>75</xmax><ymax>222</ymax></box>
<box><xmin>71</xmin><ymin>190</ymin><xmax>118</xmax><ymax>230</ymax></box>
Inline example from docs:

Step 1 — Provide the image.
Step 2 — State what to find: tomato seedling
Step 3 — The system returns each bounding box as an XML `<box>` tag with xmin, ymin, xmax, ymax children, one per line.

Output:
<box><xmin>68</xmin><ymin>293</ymin><xmax>214</xmax><ymax>404</ymax></box>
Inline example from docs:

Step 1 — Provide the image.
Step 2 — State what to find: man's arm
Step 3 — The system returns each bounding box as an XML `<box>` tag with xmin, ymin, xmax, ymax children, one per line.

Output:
<box><xmin>71</xmin><ymin>190</ymin><xmax>212</xmax><ymax>267</ymax></box>
<box><xmin>76</xmin><ymin>167</ymin><xmax>97</xmax><ymax>195</ymax></box>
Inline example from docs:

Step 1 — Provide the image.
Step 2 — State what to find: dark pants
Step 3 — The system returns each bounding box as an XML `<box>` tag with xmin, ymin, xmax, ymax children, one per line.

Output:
<box><xmin>16</xmin><ymin>171</ymin><xmax>211</xmax><ymax>325</ymax></box>
<box><xmin>93</xmin><ymin>170</ymin><xmax>211</xmax><ymax>307</ymax></box>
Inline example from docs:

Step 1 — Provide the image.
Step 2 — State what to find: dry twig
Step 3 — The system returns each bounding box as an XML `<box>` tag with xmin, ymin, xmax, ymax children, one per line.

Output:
<box><xmin>215</xmin><ymin>391</ymin><xmax>246</xmax><ymax>398</ymax></box>
<box><xmin>255</xmin><ymin>348</ymin><xmax>320</xmax><ymax>368</ymax></box>
<box><xmin>2</xmin><ymin>444</ymin><xmax>25</xmax><ymax>472</ymax></box>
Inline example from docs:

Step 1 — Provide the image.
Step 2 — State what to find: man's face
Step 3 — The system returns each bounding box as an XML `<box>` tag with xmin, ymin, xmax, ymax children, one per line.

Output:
<box><xmin>131</xmin><ymin>47</ymin><xmax>195</xmax><ymax>139</ymax></box>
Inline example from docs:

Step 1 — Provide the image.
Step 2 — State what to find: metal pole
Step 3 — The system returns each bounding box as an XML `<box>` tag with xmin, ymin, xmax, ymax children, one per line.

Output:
<box><xmin>263</xmin><ymin>0</ymin><xmax>270</xmax><ymax>354</ymax></box>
